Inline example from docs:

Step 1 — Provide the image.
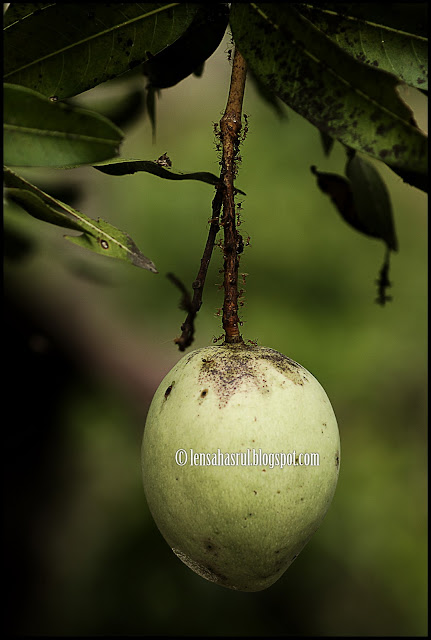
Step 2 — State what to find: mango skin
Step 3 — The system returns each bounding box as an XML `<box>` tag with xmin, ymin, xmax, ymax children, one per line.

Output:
<box><xmin>142</xmin><ymin>343</ymin><xmax>340</xmax><ymax>592</ymax></box>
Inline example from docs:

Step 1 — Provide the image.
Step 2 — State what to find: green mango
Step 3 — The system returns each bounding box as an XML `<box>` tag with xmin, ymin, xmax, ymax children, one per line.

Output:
<box><xmin>142</xmin><ymin>343</ymin><xmax>340</xmax><ymax>591</ymax></box>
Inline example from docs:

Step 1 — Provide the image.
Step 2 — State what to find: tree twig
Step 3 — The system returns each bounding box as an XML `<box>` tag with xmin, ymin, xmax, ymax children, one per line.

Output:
<box><xmin>220</xmin><ymin>48</ymin><xmax>247</xmax><ymax>344</ymax></box>
<box><xmin>171</xmin><ymin>188</ymin><xmax>223</xmax><ymax>351</ymax></box>
<box><xmin>172</xmin><ymin>47</ymin><xmax>247</xmax><ymax>350</ymax></box>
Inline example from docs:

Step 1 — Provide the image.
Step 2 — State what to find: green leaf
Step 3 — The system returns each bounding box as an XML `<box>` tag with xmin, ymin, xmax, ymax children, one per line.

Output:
<box><xmin>345</xmin><ymin>152</ymin><xmax>398</xmax><ymax>251</ymax></box>
<box><xmin>3</xmin><ymin>3</ymin><xmax>199</xmax><ymax>99</ymax></box>
<box><xmin>306</xmin><ymin>3</ymin><xmax>428</xmax><ymax>39</ymax></box>
<box><xmin>142</xmin><ymin>4</ymin><xmax>229</xmax><ymax>88</ymax></box>
<box><xmin>388</xmin><ymin>165</ymin><xmax>428</xmax><ymax>193</ymax></box>
<box><xmin>296</xmin><ymin>3</ymin><xmax>428</xmax><ymax>90</ymax></box>
<box><xmin>4</xmin><ymin>83</ymin><xmax>123</xmax><ymax>167</ymax></box>
<box><xmin>139</xmin><ymin>3</ymin><xmax>229</xmax><ymax>139</ymax></box>
<box><xmin>230</xmin><ymin>3</ymin><xmax>428</xmax><ymax>174</ymax></box>
<box><xmin>311</xmin><ymin>157</ymin><xmax>397</xmax><ymax>252</ymax></box>
<box><xmin>311</xmin><ymin>157</ymin><xmax>398</xmax><ymax>305</ymax></box>
<box><xmin>92</xmin><ymin>158</ymin><xmax>246</xmax><ymax>195</ymax></box>
<box><xmin>5</xmin><ymin>188</ymin><xmax>83</xmax><ymax>231</ymax></box>
<box><xmin>3</xmin><ymin>167</ymin><xmax>157</xmax><ymax>272</ymax></box>
<box><xmin>2</xmin><ymin>3</ymin><xmax>53</xmax><ymax>28</ymax></box>
<box><xmin>64</xmin><ymin>219</ymin><xmax>157</xmax><ymax>272</ymax></box>
<box><xmin>311</xmin><ymin>165</ymin><xmax>357</xmax><ymax>230</ymax></box>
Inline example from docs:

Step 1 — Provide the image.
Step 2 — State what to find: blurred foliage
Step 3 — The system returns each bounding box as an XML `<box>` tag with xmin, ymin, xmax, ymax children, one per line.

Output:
<box><xmin>4</xmin><ymin>35</ymin><xmax>427</xmax><ymax>636</ymax></box>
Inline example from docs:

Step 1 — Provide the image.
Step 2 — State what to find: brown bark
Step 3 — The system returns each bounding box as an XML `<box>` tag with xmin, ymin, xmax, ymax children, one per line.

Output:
<box><xmin>220</xmin><ymin>48</ymin><xmax>247</xmax><ymax>344</ymax></box>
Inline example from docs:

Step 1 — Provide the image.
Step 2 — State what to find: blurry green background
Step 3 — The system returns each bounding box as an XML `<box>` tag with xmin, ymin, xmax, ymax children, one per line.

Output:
<box><xmin>4</xmin><ymin>35</ymin><xmax>427</xmax><ymax>636</ymax></box>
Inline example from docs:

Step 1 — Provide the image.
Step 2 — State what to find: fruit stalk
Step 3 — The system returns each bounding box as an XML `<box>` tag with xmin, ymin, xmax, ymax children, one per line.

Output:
<box><xmin>219</xmin><ymin>48</ymin><xmax>247</xmax><ymax>344</ymax></box>
<box><xmin>171</xmin><ymin>188</ymin><xmax>223</xmax><ymax>351</ymax></box>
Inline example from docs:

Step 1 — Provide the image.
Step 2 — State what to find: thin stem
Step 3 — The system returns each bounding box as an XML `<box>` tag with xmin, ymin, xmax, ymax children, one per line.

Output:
<box><xmin>171</xmin><ymin>48</ymin><xmax>247</xmax><ymax>351</ymax></box>
<box><xmin>220</xmin><ymin>48</ymin><xmax>247</xmax><ymax>344</ymax></box>
<box><xmin>170</xmin><ymin>188</ymin><xmax>223</xmax><ymax>351</ymax></box>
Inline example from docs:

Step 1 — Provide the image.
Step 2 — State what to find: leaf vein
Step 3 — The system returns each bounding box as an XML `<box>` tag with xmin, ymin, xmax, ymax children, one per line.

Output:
<box><xmin>4</xmin><ymin>3</ymin><xmax>181</xmax><ymax>78</ymax></box>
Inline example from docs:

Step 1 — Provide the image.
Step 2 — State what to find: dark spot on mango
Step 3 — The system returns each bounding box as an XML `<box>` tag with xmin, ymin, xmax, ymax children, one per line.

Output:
<box><xmin>164</xmin><ymin>383</ymin><xmax>174</xmax><ymax>399</ymax></box>
<box><xmin>204</xmin><ymin>539</ymin><xmax>218</xmax><ymax>557</ymax></box>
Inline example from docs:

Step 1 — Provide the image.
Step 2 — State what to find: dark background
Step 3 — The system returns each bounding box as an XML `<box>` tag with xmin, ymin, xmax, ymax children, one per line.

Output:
<box><xmin>4</xmin><ymin>36</ymin><xmax>427</xmax><ymax>636</ymax></box>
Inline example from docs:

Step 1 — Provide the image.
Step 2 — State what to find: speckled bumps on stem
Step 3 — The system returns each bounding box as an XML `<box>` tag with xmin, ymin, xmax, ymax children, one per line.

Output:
<box><xmin>219</xmin><ymin>48</ymin><xmax>247</xmax><ymax>344</ymax></box>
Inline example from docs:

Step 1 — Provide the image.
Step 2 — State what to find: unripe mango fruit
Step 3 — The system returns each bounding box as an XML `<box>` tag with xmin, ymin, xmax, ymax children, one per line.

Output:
<box><xmin>142</xmin><ymin>343</ymin><xmax>340</xmax><ymax>592</ymax></box>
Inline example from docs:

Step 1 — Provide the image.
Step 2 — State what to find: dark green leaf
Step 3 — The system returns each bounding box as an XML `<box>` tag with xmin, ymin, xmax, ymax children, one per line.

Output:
<box><xmin>296</xmin><ymin>3</ymin><xmax>428</xmax><ymax>89</ymax></box>
<box><xmin>345</xmin><ymin>152</ymin><xmax>398</xmax><ymax>251</ymax></box>
<box><xmin>311</xmin><ymin>165</ymin><xmax>356</xmax><ymax>229</ymax></box>
<box><xmin>4</xmin><ymin>3</ymin><xmax>199</xmax><ymax>99</ymax></box>
<box><xmin>230</xmin><ymin>3</ymin><xmax>427</xmax><ymax>174</ymax></box>
<box><xmin>311</xmin><ymin>159</ymin><xmax>398</xmax><ymax>305</ymax></box>
<box><xmin>92</xmin><ymin>157</ymin><xmax>246</xmax><ymax>194</ymax></box>
<box><xmin>3</xmin><ymin>167</ymin><xmax>158</xmax><ymax>272</ymax></box>
<box><xmin>307</xmin><ymin>3</ymin><xmax>428</xmax><ymax>39</ymax></box>
<box><xmin>140</xmin><ymin>4</ymin><xmax>229</xmax><ymax>140</ymax></box>
<box><xmin>311</xmin><ymin>158</ymin><xmax>397</xmax><ymax>252</ymax></box>
<box><xmin>4</xmin><ymin>83</ymin><xmax>123</xmax><ymax>167</ymax></box>
<box><xmin>388</xmin><ymin>165</ymin><xmax>428</xmax><ymax>193</ymax></box>
<box><xmin>142</xmin><ymin>4</ymin><xmax>229</xmax><ymax>88</ymax></box>
<box><xmin>2</xmin><ymin>3</ymin><xmax>53</xmax><ymax>28</ymax></box>
<box><xmin>5</xmin><ymin>187</ymin><xmax>83</xmax><ymax>230</ymax></box>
